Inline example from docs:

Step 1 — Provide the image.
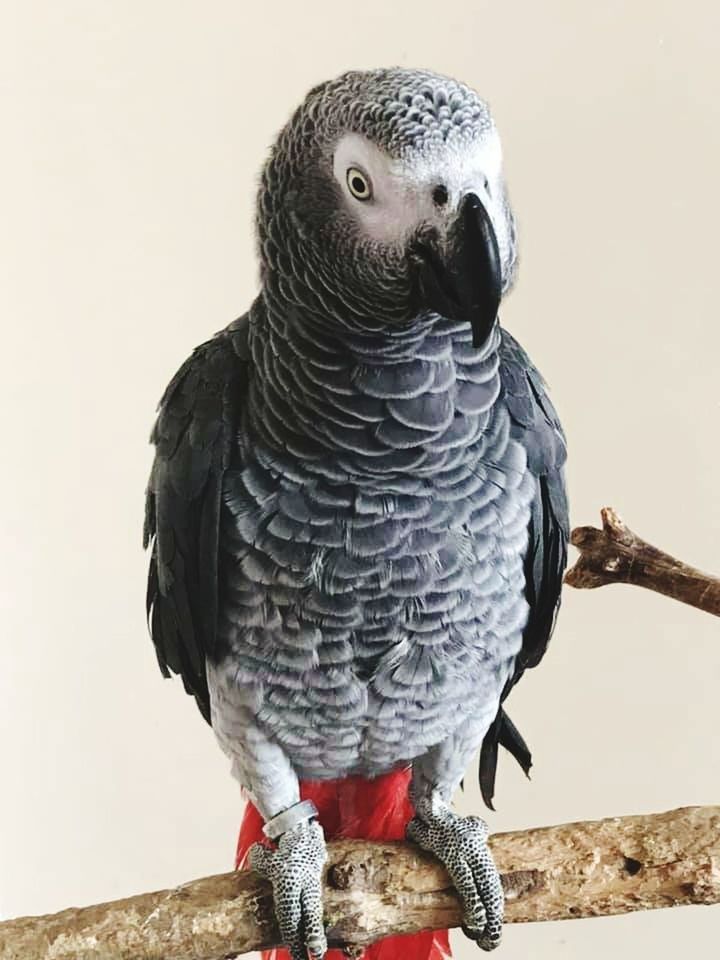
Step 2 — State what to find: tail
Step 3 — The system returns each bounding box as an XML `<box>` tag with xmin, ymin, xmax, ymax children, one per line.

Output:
<box><xmin>236</xmin><ymin>768</ymin><xmax>451</xmax><ymax>960</ymax></box>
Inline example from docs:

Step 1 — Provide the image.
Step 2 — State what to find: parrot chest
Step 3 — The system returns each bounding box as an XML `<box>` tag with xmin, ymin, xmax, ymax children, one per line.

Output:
<box><xmin>212</xmin><ymin>326</ymin><xmax>535</xmax><ymax>778</ymax></box>
<box><xmin>215</xmin><ymin>430</ymin><xmax>534</xmax><ymax>778</ymax></box>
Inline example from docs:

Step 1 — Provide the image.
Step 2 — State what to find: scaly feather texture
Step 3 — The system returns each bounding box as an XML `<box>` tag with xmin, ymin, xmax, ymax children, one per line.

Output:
<box><xmin>144</xmin><ymin>67</ymin><xmax>569</xmax><ymax>959</ymax></box>
<box><xmin>144</xmin><ymin>68</ymin><xmax>568</xmax><ymax>817</ymax></box>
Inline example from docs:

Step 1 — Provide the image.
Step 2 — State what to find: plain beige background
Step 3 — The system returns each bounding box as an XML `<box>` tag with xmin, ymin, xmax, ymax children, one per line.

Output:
<box><xmin>2</xmin><ymin>1</ymin><xmax>718</xmax><ymax>957</ymax></box>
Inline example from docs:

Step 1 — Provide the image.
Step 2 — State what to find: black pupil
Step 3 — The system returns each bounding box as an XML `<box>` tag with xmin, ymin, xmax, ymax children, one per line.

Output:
<box><xmin>433</xmin><ymin>184</ymin><xmax>449</xmax><ymax>206</ymax></box>
<box><xmin>351</xmin><ymin>175</ymin><xmax>367</xmax><ymax>195</ymax></box>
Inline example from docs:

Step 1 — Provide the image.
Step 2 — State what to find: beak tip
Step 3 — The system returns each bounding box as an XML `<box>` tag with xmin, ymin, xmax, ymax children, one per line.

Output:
<box><xmin>470</xmin><ymin>308</ymin><xmax>499</xmax><ymax>349</ymax></box>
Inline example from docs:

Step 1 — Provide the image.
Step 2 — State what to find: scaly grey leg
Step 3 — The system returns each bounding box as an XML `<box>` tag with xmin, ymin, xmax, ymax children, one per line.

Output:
<box><xmin>408</xmin><ymin>721</ymin><xmax>504</xmax><ymax>952</ymax></box>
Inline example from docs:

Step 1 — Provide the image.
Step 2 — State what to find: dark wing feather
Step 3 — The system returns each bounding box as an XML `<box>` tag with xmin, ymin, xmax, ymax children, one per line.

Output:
<box><xmin>143</xmin><ymin>316</ymin><xmax>249</xmax><ymax>722</ymax></box>
<box><xmin>479</xmin><ymin>328</ymin><xmax>570</xmax><ymax>808</ymax></box>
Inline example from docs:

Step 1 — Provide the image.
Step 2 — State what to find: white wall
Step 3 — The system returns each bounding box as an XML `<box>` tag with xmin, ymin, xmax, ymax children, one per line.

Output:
<box><xmin>1</xmin><ymin>2</ymin><xmax>718</xmax><ymax>956</ymax></box>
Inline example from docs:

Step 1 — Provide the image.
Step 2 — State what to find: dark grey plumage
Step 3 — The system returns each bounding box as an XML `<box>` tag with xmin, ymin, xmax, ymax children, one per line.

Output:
<box><xmin>479</xmin><ymin>332</ymin><xmax>568</xmax><ymax>807</ymax></box>
<box><xmin>144</xmin><ymin>322</ymin><xmax>249</xmax><ymax>720</ymax></box>
<box><xmin>144</xmin><ymin>66</ymin><xmax>568</xmax><ymax>956</ymax></box>
<box><xmin>144</xmin><ymin>311</ymin><xmax>567</xmax><ymax>796</ymax></box>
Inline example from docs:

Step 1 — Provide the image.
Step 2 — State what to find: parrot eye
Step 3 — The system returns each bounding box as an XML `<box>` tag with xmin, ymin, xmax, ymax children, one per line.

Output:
<box><xmin>346</xmin><ymin>167</ymin><xmax>373</xmax><ymax>201</ymax></box>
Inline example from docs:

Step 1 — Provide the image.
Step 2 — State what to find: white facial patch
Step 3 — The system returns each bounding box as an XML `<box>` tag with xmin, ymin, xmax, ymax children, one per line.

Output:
<box><xmin>331</xmin><ymin>131</ymin><xmax>505</xmax><ymax>247</ymax></box>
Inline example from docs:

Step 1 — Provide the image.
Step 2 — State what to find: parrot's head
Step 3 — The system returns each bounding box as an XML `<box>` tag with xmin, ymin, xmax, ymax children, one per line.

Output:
<box><xmin>257</xmin><ymin>67</ymin><xmax>517</xmax><ymax>347</ymax></box>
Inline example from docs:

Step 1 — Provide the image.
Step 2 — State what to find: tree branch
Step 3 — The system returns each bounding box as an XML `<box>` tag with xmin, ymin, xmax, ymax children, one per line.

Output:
<box><xmin>2</xmin><ymin>806</ymin><xmax>718</xmax><ymax>959</ymax></box>
<box><xmin>565</xmin><ymin>507</ymin><xmax>720</xmax><ymax>616</ymax></box>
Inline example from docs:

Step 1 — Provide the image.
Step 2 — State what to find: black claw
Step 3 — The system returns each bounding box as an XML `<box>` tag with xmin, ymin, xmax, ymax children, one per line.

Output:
<box><xmin>478</xmin><ymin>936</ymin><xmax>502</xmax><ymax>953</ymax></box>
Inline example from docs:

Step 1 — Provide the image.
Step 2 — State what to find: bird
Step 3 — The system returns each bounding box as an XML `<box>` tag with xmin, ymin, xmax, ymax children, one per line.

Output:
<box><xmin>144</xmin><ymin>66</ymin><xmax>568</xmax><ymax>960</ymax></box>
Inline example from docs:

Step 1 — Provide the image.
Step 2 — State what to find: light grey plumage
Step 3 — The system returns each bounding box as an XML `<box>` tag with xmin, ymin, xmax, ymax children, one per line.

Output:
<box><xmin>145</xmin><ymin>67</ymin><xmax>568</xmax><ymax>958</ymax></box>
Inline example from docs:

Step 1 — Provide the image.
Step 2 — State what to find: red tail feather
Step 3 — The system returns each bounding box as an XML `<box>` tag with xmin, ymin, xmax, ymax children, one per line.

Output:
<box><xmin>236</xmin><ymin>768</ymin><xmax>451</xmax><ymax>960</ymax></box>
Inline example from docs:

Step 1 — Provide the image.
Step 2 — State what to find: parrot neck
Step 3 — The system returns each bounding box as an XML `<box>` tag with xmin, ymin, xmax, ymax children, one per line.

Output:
<box><xmin>246</xmin><ymin>296</ymin><xmax>503</xmax><ymax>475</ymax></box>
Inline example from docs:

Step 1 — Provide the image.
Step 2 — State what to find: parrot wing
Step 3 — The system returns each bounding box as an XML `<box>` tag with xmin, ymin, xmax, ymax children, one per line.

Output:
<box><xmin>143</xmin><ymin>315</ymin><xmax>250</xmax><ymax>722</ymax></box>
<box><xmin>478</xmin><ymin>327</ymin><xmax>570</xmax><ymax>808</ymax></box>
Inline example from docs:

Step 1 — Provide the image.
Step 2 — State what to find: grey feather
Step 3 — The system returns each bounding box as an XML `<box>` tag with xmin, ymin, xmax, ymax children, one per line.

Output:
<box><xmin>144</xmin><ymin>67</ymin><xmax>568</xmax><ymax>821</ymax></box>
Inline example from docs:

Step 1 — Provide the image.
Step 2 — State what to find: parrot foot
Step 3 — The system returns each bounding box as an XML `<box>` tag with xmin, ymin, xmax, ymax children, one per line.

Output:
<box><xmin>249</xmin><ymin>818</ymin><xmax>328</xmax><ymax>960</ymax></box>
<box><xmin>407</xmin><ymin>795</ymin><xmax>503</xmax><ymax>952</ymax></box>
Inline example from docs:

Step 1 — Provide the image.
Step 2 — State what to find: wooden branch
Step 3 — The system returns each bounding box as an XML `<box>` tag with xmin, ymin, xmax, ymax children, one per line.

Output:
<box><xmin>565</xmin><ymin>507</ymin><xmax>720</xmax><ymax>617</ymax></box>
<box><xmin>2</xmin><ymin>806</ymin><xmax>718</xmax><ymax>960</ymax></box>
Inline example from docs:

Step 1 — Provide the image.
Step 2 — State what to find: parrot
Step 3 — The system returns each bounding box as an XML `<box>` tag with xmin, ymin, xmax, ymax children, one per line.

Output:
<box><xmin>144</xmin><ymin>67</ymin><xmax>568</xmax><ymax>960</ymax></box>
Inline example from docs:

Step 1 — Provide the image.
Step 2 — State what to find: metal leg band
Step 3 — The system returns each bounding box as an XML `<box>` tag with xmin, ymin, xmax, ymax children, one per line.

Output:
<box><xmin>263</xmin><ymin>799</ymin><xmax>319</xmax><ymax>840</ymax></box>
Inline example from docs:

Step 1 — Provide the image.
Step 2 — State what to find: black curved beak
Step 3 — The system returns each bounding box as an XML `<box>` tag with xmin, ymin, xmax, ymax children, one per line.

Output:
<box><xmin>410</xmin><ymin>193</ymin><xmax>502</xmax><ymax>348</ymax></box>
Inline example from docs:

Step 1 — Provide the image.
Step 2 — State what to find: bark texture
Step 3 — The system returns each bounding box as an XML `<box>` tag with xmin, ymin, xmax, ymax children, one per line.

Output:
<box><xmin>2</xmin><ymin>806</ymin><xmax>718</xmax><ymax>960</ymax></box>
<box><xmin>565</xmin><ymin>507</ymin><xmax>720</xmax><ymax>616</ymax></box>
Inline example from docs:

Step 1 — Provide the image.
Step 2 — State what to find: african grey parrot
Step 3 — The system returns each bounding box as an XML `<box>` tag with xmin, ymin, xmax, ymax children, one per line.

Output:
<box><xmin>144</xmin><ymin>67</ymin><xmax>568</xmax><ymax>960</ymax></box>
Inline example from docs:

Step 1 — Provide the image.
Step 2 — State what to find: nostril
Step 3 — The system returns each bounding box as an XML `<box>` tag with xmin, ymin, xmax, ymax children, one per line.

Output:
<box><xmin>432</xmin><ymin>184</ymin><xmax>449</xmax><ymax>207</ymax></box>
